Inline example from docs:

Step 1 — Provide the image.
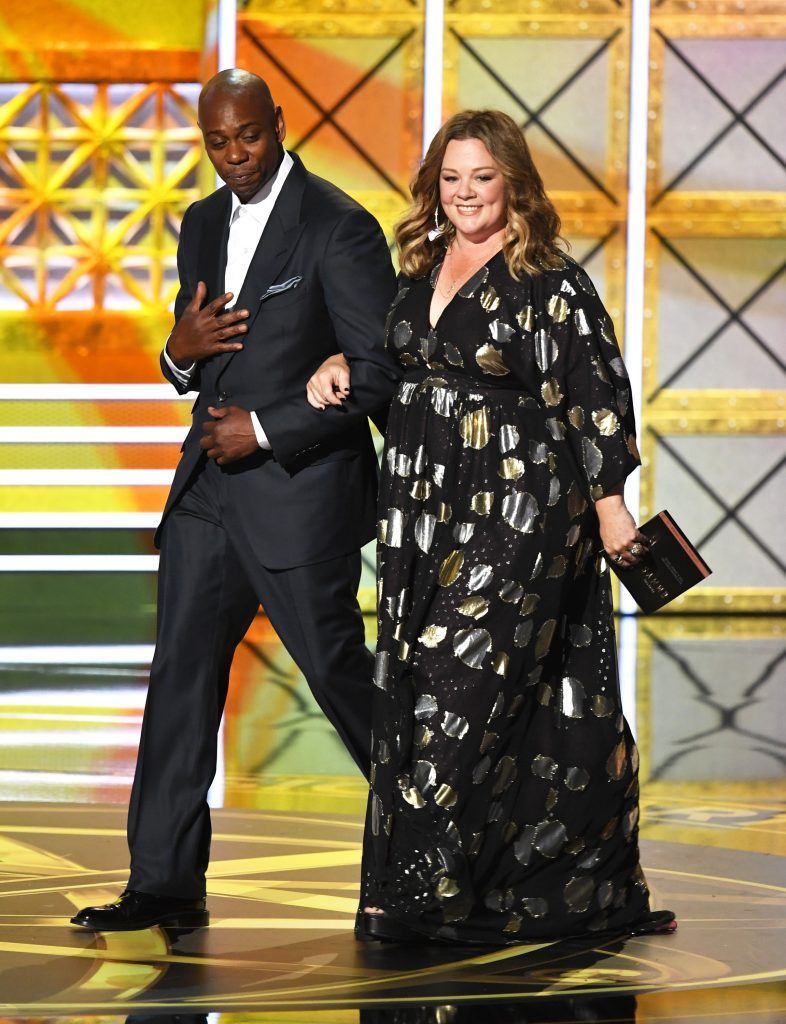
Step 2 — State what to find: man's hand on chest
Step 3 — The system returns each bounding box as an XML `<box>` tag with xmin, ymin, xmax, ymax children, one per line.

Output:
<box><xmin>168</xmin><ymin>282</ymin><xmax>250</xmax><ymax>369</ymax></box>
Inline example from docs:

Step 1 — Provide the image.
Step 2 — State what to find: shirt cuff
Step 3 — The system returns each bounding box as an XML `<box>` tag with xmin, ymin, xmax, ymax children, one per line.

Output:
<box><xmin>162</xmin><ymin>344</ymin><xmax>195</xmax><ymax>385</ymax></box>
<box><xmin>250</xmin><ymin>411</ymin><xmax>272</xmax><ymax>450</ymax></box>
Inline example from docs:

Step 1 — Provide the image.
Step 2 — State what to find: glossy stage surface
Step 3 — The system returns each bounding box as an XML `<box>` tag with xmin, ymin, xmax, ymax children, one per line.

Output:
<box><xmin>0</xmin><ymin>787</ymin><xmax>784</xmax><ymax>1018</ymax></box>
<box><xmin>0</xmin><ymin>613</ymin><xmax>784</xmax><ymax>1019</ymax></box>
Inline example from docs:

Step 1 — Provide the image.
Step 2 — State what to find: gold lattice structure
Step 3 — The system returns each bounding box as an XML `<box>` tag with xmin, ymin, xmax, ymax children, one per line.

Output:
<box><xmin>0</xmin><ymin>82</ymin><xmax>207</xmax><ymax>314</ymax></box>
<box><xmin>631</xmin><ymin>2</ymin><xmax>786</xmax><ymax>785</ymax></box>
<box><xmin>238</xmin><ymin>0</ymin><xmax>426</xmax><ymax>243</ymax></box>
<box><xmin>443</xmin><ymin>0</ymin><xmax>786</xmax><ymax>613</ymax></box>
<box><xmin>640</xmin><ymin>1</ymin><xmax>786</xmax><ymax>614</ymax></box>
<box><xmin>442</xmin><ymin>0</ymin><xmax>634</xmax><ymax>624</ymax></box>
<box><xmin>0</xmin><ymin>8</ymin><xmax>214</xmax><ymax>535</ymax></box>
<box><xmin>445</xmin><ymin>0</ymin><xmax>632</xmax><ymax>352</ymax></box>
<box><xmin>442</xmin><ymin>0</ymin><xmax>786</xmax><ymax>793</ymax></box>
<box><xmin>0</xmin><ymin>2</ymin><xmax>783</xmax><ymax>792</ymax></box>
<box><xmin>636</xmin><ymin>614</ymin><xmax>786</xmax><ymax>786</ymax></box>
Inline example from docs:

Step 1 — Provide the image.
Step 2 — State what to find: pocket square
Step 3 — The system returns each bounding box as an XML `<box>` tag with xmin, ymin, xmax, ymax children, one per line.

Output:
<box><xmin>260</xmin><ymin>276</ymin><xmax>303</xmax><ymax>301</ymax></box>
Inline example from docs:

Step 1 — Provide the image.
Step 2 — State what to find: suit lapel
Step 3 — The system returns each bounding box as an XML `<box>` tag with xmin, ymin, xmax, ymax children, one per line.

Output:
<box><xmin>196</xmin><ymin>187</ymin><xmax>232</xmax><ymax>304</ymax></box>
<box><xmin>234</xmin><ymin>155</ymin><xmax>308</xmax><ymax>330</ymax></box>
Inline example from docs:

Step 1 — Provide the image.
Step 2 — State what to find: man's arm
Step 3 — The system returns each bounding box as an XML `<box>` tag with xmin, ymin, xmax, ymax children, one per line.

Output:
<box><xmin>255</xmin><ymin>207</ymin><xmax>401</xmax><ymax>466</ymax></box>
<box><xmin>161</xmin><ymin>205</ymin><xmax>199</xmax><ymax>395</ymax></box>
<box><xmin>160</xmin><ymin>345</ymin><xmax>197</xmax><ymax>394</ymax></box>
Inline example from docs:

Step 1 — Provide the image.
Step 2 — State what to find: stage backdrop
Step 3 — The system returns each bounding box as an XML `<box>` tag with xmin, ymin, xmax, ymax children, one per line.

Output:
<box><xmin>0</xmin><ymin>0</ymin><xmax>783</xmax><ymax>798</ymax></box>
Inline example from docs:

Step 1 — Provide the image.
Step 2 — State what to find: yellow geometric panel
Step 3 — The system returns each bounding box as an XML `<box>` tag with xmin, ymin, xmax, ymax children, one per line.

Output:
<box><xmin>0</xmin><ymin>82</ymin><xmax>208</xmax><ymax>315</ymax></box>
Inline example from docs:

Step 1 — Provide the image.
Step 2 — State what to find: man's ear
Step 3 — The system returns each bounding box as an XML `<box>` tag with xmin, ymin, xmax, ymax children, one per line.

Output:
<box><xmin>275</xmin><ymin>107</ymin><xmax>287</xmax><ymax>144</ymax></box>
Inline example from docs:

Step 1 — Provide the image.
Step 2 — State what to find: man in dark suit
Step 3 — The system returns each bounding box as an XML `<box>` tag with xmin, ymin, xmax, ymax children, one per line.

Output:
<box><xmin>71</xmin><ymin>69</ymin><xmax>399</xmax><ymax>931</ymax></box>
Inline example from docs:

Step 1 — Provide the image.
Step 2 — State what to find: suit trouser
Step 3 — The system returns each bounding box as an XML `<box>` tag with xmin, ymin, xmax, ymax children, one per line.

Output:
<box><xmin>127</xmin><ymin>456</ymin><xmax>374</xmax><ymax>898</ymax></box>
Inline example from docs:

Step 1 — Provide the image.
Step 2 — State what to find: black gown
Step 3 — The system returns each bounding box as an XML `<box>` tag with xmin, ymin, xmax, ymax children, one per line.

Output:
<box><xmin>360</xmin><ymin>250</ymin><xmax>673</xmax><ymax>944</ymax></box>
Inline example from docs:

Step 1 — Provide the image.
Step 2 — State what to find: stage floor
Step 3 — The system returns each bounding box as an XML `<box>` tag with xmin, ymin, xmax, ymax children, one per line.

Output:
<box><xmin>0</xmin><ymin>613</ymin><xmax>783</xmax><ymax>1017</ymax></box>
<box><xmin>0</xmin><ymin>787</ymin><xmax>784</xmax><ymax>1020</ymax></box>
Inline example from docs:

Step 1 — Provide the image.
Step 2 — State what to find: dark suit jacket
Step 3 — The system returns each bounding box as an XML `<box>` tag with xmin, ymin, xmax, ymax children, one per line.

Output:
<box><xmin>157</xmin><ymin>153</ymin><xmax>400</xmax><ymax>569</ymax></box>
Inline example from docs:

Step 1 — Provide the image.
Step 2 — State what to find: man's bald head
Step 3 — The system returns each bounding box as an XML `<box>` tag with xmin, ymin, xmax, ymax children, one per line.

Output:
<box><xmin>198</xmin><ymin>69</ymin><xmax>275</xmax><ymax>122</ymax></box>
<box><xmin>198</xmin><ymin>69</ymin><xmax>286</xmax><ymax>202</ymax></box>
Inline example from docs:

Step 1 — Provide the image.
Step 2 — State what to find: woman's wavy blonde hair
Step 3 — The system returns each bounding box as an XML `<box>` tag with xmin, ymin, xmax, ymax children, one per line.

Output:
<box><xmin>396</xmin><ymin>109</ymin><xmax>564</xmax><ymax>279</ymax></box>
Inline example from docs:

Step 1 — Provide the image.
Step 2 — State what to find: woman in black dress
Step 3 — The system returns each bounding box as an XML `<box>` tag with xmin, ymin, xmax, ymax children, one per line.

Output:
<box><xmin>307</xmin><ymin>110</ymin><xmax>675</xmax><ymax>946</ymax></box>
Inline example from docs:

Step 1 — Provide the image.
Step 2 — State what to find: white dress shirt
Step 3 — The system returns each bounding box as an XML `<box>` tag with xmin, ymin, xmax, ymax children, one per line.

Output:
<box><xmin>163</xmin><ymin>150</ymin><xmax>296</xmax><ymax>450</ymax></box>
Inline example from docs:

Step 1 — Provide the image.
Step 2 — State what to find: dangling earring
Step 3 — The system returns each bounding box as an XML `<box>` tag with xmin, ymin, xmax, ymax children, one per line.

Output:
<box><xmin>428</xmin><ymin>205</ymin><xmax>445</xmax><ymax>241</ymax></box>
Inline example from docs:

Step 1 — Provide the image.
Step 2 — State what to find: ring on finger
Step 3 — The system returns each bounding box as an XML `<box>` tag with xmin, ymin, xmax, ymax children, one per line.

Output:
<box><xmin>613</xmin><ymin>553</ymin><xmax>624</xmax><ymax>564</ymax></box>
<box><xmin>630</xmin><ymin>542</ymin><xmax>645</xmax><ymax>557</ymax></box>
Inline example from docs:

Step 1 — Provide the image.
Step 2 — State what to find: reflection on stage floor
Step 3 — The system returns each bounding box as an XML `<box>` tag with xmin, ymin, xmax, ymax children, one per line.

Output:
<box><xmin>0</xmin><ymin>612</ymin><xmax>783</xmax><ymax>1019</ymax></box>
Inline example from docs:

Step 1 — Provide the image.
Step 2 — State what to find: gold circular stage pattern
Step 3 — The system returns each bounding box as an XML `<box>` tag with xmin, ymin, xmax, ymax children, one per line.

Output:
<box><xmin>0</xmin><ymin>802</ymin><xmax>784</xmax><ymax>1019</ymax></box>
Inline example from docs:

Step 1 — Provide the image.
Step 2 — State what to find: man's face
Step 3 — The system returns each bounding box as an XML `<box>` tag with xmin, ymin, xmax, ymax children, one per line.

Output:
<box><xmin>199</xmin><ymin>90</ymin><xmax>286</xmax><ymax>203</ymax></box>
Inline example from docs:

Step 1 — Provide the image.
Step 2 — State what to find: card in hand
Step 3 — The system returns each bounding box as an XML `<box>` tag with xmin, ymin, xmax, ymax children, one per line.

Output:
<box><xmin>608</xmin><ymin>509</ymin><xmax>712</xmax><ymax>613</ymax></box>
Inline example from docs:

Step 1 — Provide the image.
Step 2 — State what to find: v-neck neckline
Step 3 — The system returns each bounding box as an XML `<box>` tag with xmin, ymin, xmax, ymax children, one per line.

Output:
<box><xmin>428</xmin><ymin>249</ymin><xmax>504</xmax><ymax>331</ymax></box>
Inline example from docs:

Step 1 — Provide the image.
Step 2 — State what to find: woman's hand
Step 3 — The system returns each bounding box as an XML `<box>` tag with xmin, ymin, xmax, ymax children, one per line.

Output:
<box><xmin>595</xmin><ymin>488</ymin><xmax>649</xmax><ymax>569</ymax></box>
<box><xmin>307</xmin><ymin>354</ymin><xmax>351</xmax><ymax>410</ymax></box>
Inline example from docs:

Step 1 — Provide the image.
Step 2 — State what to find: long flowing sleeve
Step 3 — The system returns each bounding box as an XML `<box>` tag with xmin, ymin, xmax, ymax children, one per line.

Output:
<box><xmin>544</xmin><ymin>262</ymin><xmax>640</xmax><ymax>501</ymax></box>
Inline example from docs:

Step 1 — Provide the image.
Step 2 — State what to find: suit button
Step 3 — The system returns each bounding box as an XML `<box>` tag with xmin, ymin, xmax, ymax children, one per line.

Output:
<box><xmin>217</xmin><ymin>391</ymin><xmax>227</xmax><ymax>403</ymax></box>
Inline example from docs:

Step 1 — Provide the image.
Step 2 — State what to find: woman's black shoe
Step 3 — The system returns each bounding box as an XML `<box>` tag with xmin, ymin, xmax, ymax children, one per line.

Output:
<box><xmin>357</xmin><ymin>908</ymin><xmax>676</xmax><ymax>947</ymax></box>
<box><xmin>628</xmin><ymin>909</ymin><xmax>677</xmax><ymax>936</ymax></box>
<box><xmin>561</xmin><ymin>909</ymin><xmax>677</xmax><ymax>946</ymax></box>
<box><xmin>359</xmin><ymin>911</ymin><xmax>429</xmax><ymax>944</ymax></box>
<box><xmin>354</xmin><ymin>908</ymin><xmax>374</xmax><ymax>942</ymax></box>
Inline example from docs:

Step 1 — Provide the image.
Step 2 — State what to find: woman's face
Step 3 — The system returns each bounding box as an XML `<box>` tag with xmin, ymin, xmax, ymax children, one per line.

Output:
<box><xmin>439</xmin><ymin>137</ymin><xmax>508</xmax><ymax>243</ymax></box>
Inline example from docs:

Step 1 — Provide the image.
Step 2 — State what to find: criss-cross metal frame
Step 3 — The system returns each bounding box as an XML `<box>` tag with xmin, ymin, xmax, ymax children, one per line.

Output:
<box><xmin>450</xmin><ymin>27</ymin><xmax>622</xmax><ymax>204</ymax></box>
<box><xmin>241</xmin><ymin>25</ymin><xmax>414</xmax><ymax>198</ymax></box>
<box><xmin>642</xmin><ymin>628</ymin><xmax>786</xmax><ymax>779</ymax></box>
<box><xmin>647</xmin><ymin>231</ymin><xmax>786</xmax><ymax>402</ymax></box>
<box><xmin>574</xmin><ymin>229</ymin><xmax>618</xmax><ymax>268</ymax></box>
<box><xmin>649</xmin><ymin>426</ymin><xmax>786</xmax><ymax>577</ymax></box>
<box><xmin>651</xmin><ymin>30</ymin><xmax>786</xmax><ymax>205</ymax></box>
<box><xmin>641</xmin><ymin>18</ymin><xmax>786</xmax><ymax>612</ymax></box>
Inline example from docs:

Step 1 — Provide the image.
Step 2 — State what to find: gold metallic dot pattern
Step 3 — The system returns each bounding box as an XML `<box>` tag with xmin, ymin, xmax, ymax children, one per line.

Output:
<box><xmin>592</xmin><ymin>408</ymin><xmax>620</xmax><ymax>436</ymax></box>
<box><xmin>475</xmin><ymin>343</ymin><xmax>510</xmax><ymax>376</ymax></box>
<box><xmin>498</xmin><ymin>457</ymin><xmax>525</xmax><ymax>480</ymax></box>
<box><xmin>516</xmin><ymin>305</ymin><xmax>535</xmax><ymax>332</ymax></box>
<box><xmin>541</xmin><ymin>379</ymin><xmax>563</xmax><ymax>406</ymax></box>
<box><xmin>480</xmin><ymin>284</ymin><xmax>500</xmax><ymax>311</ymax></box>
<box><xmin>460</xmin><ymin>406</ymin><xmax>491</xmax><ymax>448</ymax></box>
<box><xmin>367</xmin><ymin>250</ymin><xmax>657</xmax><ymax>944</ymax></box>
<box><xmin>547</xmin><ymin>293</ymin><xmax>569</xmax><ymax>323</ymax></box>
<box><xmin>492</xmin><ymin>651</ymin><xmax>509</xmax><ymax>676</ymax></box>
<box><xmin>471</xmin><ymin>490</ymin><xmax>494</xmax><ymax>515</ymax></box>
<box><xmin>458</xmin><ymin>595</ymin><xmax>490</xmax><ymax>619</ymax></box>
<box><xmin>439</xmin><ymin>549</ymin><xmax>464</xmax><ymax>586</ymax></box>
<box><xmin>419</xmin><ymin>624</ymin><xmax>447</xmax><ymax>647</ymax></box>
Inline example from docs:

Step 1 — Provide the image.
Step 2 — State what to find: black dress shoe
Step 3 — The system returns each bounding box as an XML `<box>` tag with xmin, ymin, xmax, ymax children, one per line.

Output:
<box><xmin>70</xmin><ymin>890</ymin><xmax>209</xmax><ymax>931</ymax></box>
